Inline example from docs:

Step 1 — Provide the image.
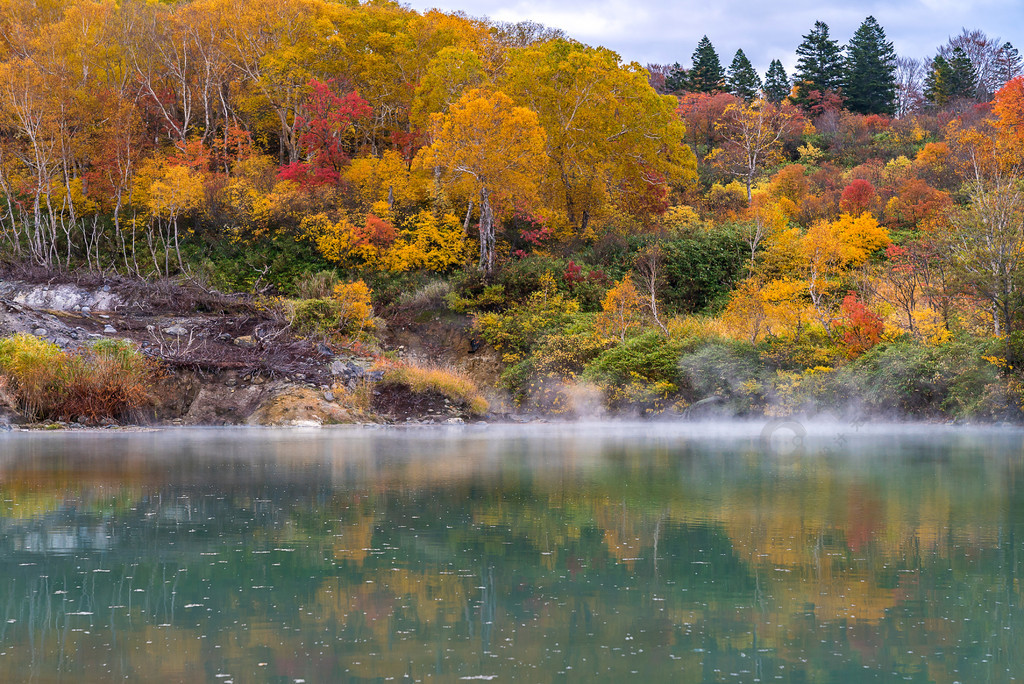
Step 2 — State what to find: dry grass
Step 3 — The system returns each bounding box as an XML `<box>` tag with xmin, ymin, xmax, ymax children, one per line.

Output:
<box><xmin>397</xmin><ymin>280</ymin><xmax>452</xmax><ymax>310</ymax></box>
<box><xmin>329</xmin><ymin>378</ymin><xmax>375</xmax><ymax>414</ymax></box>
<box><xmin>0</xmin><ymin>334</ymin><xmax>159</xmax><ymax>422</ymax></box>
<box><xmin>381</xmin><ymin>360</ymin><xmax>489</xmax><ymax>415</ymax></box>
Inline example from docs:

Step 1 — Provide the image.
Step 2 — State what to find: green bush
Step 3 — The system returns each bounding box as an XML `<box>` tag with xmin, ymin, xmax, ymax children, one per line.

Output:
<box><xmin>583</xmin><ymin>331</ymin><xmax>684</xmax><ymax>408</ymax></box>
<box><xmin>837</xmin><ymin>336</ymin><xmax>1008</xmax><ymax>419</ymax></box>
<box><xmin>679</xmin><ymin>340</ymin><xmax>765</xmax><ymax>411</ymax></box>
<box><xmin>661</xmin><ymin>225</ymin><xmax>748</xmax><ymax>314</ymax></box>
<box><xmin>475</xmin><ymin>274</ymin><xmax>580</xmax><ymax>364</ymax></box>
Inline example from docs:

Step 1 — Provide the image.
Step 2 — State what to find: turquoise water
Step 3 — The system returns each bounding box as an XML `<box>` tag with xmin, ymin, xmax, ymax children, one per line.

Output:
<box><xmin>0</xmin><ymin>422</ymin><xmax>1021</xmax><ymax>682</ymax></box>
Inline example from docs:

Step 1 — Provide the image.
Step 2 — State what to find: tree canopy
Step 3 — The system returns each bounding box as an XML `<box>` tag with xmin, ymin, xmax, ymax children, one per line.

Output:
<box><xmin>844</xmin><ymin>16</ymin><xmax>897</xmax><ymax>115</ymax></box>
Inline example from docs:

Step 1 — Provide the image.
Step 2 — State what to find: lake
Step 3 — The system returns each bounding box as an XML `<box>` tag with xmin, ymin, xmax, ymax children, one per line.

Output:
<box><xmin>0</xmin><ymin>421</ymin><xmax>1021</xmax><ymax>682</ymax></box>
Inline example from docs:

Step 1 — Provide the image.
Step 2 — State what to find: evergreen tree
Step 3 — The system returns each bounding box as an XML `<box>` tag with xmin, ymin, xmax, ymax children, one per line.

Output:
<box><xmin>689</xmin><ymin>36</ymin><xmax>725</xmax><ymax>93</ymax></box>
<box><xmin>947</xmin><ymin>47</ymin><xmax>979</xmax><ymax>100</ymax></box>
<box><xmin>665</xmin><ymin>62</ymin><xmax>688</xmax><ymax>93</ymax></box>
<box><xmin>763</xmin><ymin>59</ymin><xmax>790</xmax><ymax>103</ymax></box>
<box><xmin>792</xmin><ymin>21</ymin><xmax>843</xmax><ymax>111</ymax></box>
<box><xmin>994</xmin><ymin>42</ymin><xmax>1023</xmax><ymax>89</ymax></box>
<box><xmin>843</xmin><ymin>16</ymin><xmax>897</xmax><ymax>115</ymax></box>
<box><xmin>727</xmin><ymin>49</ymin><xmax>762</xmax><ymax>101</ymax></box>
<box><xmin>924</xmin><ymin>48</ymin><xmax>977</xmax><ymax>105</ymax></box>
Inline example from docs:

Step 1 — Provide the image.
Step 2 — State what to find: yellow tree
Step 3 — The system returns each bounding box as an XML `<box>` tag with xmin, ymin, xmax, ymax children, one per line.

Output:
<box><xmin>503</xmin><ymin>40</ymin><xmax>695</xmax><ymax>233</ymax></box>
<box><xmin>143</xmin><ymin>163</ymin><xmax>205</xmax><ymax>275</ymax></box>
<box><xmin>216</xmin><ymin>0</ymin><xmax>342</xmax><ymax>163</ymax></box>
<box><xmin>417</xmin><ymin>88</ymin><xmax>546</xmax><ymax>272</ymax></box>
<box><xmin>715</xmin><ymin>98</ymin><xmax>800</xmax><ymax>201</ymax></box>
<box><xmin>800</xmin><ymin>212</ymin><xmax>889</xmax><ymax>332</ymax></box>
<box><xmin>596</xmin><ymin>277</ymin><xmax>645</xmax><ymax>342</ymax></box>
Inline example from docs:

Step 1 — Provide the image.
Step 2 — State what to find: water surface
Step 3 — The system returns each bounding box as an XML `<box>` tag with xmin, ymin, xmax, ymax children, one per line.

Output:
<box><xmin>0</xmin><ymin>422</ymin><xmax>1021</xmax><ymax>682</ymax></box>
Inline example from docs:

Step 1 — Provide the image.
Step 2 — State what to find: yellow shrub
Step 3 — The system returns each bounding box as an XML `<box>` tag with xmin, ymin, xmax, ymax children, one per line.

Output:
<box><xmin>332</xmin><ymin>280</ymin><xmax>375</xmax><ymax>333</ymax></box>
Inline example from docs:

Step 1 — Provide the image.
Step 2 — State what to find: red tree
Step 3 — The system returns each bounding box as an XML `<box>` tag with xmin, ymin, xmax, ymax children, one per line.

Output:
<box><xmin>278</xmin><ymin>79</ymin><xmax>372</xmax><ymax>188</ymax></box>
<box><xmin>839</xmin><ymin>179</ymin><xmax>879</xmax><ymax>216</ymax></box>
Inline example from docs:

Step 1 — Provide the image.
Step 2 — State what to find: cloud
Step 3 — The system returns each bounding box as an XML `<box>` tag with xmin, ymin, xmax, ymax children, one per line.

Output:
<box><xmin>407</xmin><ymin>0</ymin><xmax>1024</xmax><ymax>75</ymax></box>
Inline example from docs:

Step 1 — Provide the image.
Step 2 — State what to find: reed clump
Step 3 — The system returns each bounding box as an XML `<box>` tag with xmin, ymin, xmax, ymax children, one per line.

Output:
<box><xmin>381</xmin><ymin>361</ymin><xmax>489</xmax><ymax>416</ymax></box>
<box><xmin>0</xmin><ymin>334</ymin><xmax>159</xmax><ymax>422</ymax></box>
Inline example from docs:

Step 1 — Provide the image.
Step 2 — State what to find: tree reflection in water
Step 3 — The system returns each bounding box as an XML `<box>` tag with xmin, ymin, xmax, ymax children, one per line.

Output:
<box><xmin>0</xmin><ymin>423</ymin><xmax>1019</xmax><ymax>681</ymax></box>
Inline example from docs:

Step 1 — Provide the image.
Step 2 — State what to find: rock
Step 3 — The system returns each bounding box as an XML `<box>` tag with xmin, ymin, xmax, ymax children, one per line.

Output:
<box><xmin>324</xmin><ymin>391</ymin><xmax>335</xmax><ymax>402</ymax></box>
<box><xmin>234</xmin><ymin>335</ymin><xmax>256</xmax><ymax>349</ymax></box>
<box><xmin>246</xmin><ymin>387</ymin><xmax>355</xmax><ymax>426</ymax></box>
<box><xmin>33</xmin><ymin>328</ymin><xmax>46</xmax><ymax>336</ymax></box>
<box><xmin>103</xmin><ymin>325</ymin><xmax>117</xmax><ymax>334</ymax></box>
<box><xmin>445</xmin><ymin>417</ymin><xmax>465</xmax><ymax>424</ymax></box>
<box><xmin>80</xmin><ymin>307</ymin><xmax>91</xmax><ymax>316</ymax></box>
<box><xmin>163</xmin><ymin>324</ymin><xmax>189</xmax><ymax>336</ymax></box>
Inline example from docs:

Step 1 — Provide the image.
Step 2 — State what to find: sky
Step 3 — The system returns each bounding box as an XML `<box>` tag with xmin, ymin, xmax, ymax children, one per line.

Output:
<box><xmin>403</xmin><ymin>0</ymin><xmax>1024</xmax><ymax>75</ymax></box>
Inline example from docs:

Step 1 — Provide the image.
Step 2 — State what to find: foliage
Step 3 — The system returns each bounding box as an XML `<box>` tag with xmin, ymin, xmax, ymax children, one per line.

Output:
<box><xmin>837</xmin><ymin>292</ymin><xmax>884</xmax><ymax>356</ymax></box>
<box><xmin>727</xmin><ymin>50</ymin><xmax>762</xmax><ymax>101</ymax></box>
<box><xmin>287</xmin><ymin>280</ymin><xmax>374</xmax><ymax>337</ymax></box>
<box><xmin>595</xmin><ymin>278</ymin><xmax>645</xmax><ymax>342</ymax></box>
<box><xmin>474</xmin><ymin>273</ymin><xmax>579</xmax><ymax>364</ymax></box>
<box><xmin>583</xmin><ymin>331</ymin><xmax>685</xmax><ymax>409</ymax></box>
<box><xmin>689</xmin><ymin>36</ymin><xmax>725</xmax><ymax>93</ymax></box>
<box><xmin>843</xmin><ymin>16</ymin><xmax>898</xmax><ymax>115</ymax></box>
<box><xmin>417</xmin><ymin>88</ymin><xmax>547</xmax><ymax>271</ymax></box>
<box><xmin>792</xmin><ymin>21</ymin><xmax>844</xmax><ymax>112</ymax></box>
<box><xmin>678</xmin><ymin>340</ymin><xmax>765</xmax><ymax>409</ymax></box>
<box><xmin>661</xmin><ymin>225</ymin><xmax>749</xmax><ymax>314</ymax></box>
<box><xmin>0</xmin><ymin>335</ymin><xmax>158</xmax><ymax>421</ymax></box>
<box><xmin>838</xmin><ymin>337</ymin><xmax>1009</xmax><ymax>418</ymax></box>
<box><xmin>763</xmin><ymin>60</ymin><xmax>790</xmax><ymax>104</ymax></box>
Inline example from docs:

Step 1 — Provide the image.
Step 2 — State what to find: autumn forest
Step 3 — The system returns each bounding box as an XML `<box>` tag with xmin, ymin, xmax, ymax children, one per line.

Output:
<box><xmin>2</xmin><ymin>0</ymin><xmax>1024</xmax><ymax>420</ymax></box>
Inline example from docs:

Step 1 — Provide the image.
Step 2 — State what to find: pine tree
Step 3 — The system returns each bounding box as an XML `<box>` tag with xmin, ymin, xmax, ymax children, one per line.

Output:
<box><xmin>994</xmin><ymin>42</ymin><xmax>1023</xmax><ymax>89</ymax></box>
<box><xmin>727</xmin><ymin>49</ymin><xmax>762</xmax><ymax>101</ymax></box>
<box><xmin>792</xmin><ymin>21</ymin><xmax>843</xmax><ymax>111</ymax></box>
<box><xmin>763</xmin><ymin>59</ymin><xmax>790</xmax><ymax>103</ymax></box>
<box><xmin>843</xmin><ymin>16</ymin><xmax>897</xmax><ymax>115</ymax></box>
<box><xmin>689</xmin><ymin>36</ymin><xmax>725</xmax><ymax>93</ymax></box>
<box><xmin>924</xmin><ymin>49</ymin><xmax>977</xmax><ymax>105</ymax></box>
<box><xmin>665</xmin><ymin>62</ymin><xmax>688</xmax><ymax>93</ymax></box>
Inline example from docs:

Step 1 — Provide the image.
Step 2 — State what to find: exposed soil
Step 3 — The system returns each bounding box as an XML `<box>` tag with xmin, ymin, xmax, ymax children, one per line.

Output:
<box><xmin>0</xmin><ymin>270</ymin><xmax>502</xmax><ymax>427</ymax></box>
<box><xmin>372</xmin><ymin>382</ymin><xmax>468</xmax><ymax>423</ymax></box>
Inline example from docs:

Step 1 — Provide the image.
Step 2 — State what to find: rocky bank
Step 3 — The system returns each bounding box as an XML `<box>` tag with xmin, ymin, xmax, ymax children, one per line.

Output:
<box><xmin>0</xmin><ymin>274</ymin><xmax>499</xmax><ymax>428</ymax></box>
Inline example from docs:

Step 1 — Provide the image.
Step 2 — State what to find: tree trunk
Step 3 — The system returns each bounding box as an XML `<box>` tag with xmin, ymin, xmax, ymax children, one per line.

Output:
<box><xmin>478</xmin><ymin>187</ymin><xmax>494</xmax><ymax>273</ymax></box>
<box><xmin>463</xmin><ymin>200</ymin><xmax>474</xmax><ymax>236</ymax></box>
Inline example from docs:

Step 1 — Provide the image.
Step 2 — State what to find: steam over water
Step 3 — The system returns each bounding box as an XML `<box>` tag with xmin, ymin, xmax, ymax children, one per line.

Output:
<box><xmin>0</xmin><ymin>422</ymin><xmax>1022</xmax><ymax>681</ymax></box>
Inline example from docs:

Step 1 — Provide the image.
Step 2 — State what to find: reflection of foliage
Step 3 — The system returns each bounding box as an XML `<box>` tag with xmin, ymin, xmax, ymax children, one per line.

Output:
<box><xmin>0</xmin><ymin>431</ymin><xmax>1021</xmax><ymax>680</ymax></box>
